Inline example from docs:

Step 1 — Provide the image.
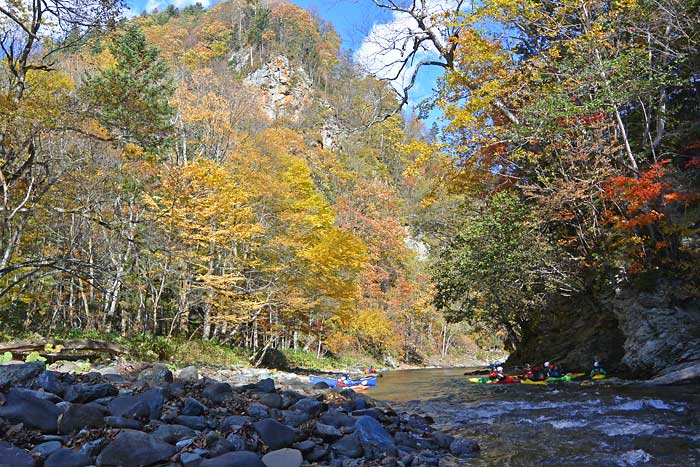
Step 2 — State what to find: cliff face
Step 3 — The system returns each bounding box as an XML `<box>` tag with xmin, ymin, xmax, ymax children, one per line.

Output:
<box><xmin>245</xmin><ymin>56</ymin><xmax>312</xmax><ymax>123</ymax></box>
<box><xmin>508</xmin><ymin>279</ymin><xmax>700</xmax><ymax>380</ymax></box>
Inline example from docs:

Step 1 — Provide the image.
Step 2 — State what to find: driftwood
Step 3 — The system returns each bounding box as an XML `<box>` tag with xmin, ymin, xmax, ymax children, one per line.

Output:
<box><xmin>0</xmin><ymin>339</ymin><xmax>128</xmax><ymax>356</ymax></box>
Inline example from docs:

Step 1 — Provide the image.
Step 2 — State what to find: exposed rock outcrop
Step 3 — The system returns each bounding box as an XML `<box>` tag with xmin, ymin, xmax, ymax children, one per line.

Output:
<box><xmin>245</xmin><ymin>56</ymin><xmax>312</xmax><ymax>123</ymax></box>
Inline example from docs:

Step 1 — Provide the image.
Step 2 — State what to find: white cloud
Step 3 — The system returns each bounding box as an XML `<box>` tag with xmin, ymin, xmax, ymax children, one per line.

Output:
<box><xmin>143</xmin><ymin>0</ymin><xmax>211</xmax><ymax>14</ymax></box>
<box><xmin>354</xmin><ymin>0</ymin><xmax>456</xmax><ymax>97</ymax></box>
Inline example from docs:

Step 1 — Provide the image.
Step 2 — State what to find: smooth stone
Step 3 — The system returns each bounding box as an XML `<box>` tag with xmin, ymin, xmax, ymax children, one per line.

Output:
<box><xmin>202</xmin><ymin>382</ymin><xmax>234</xmax><ymax>403</ymax></box>
<box><xmin>258</xmin><ymin>393</ymin><xmax>283</xmax><ymax>409</ymax></box>
<box><xmin>331</xmin><ymin>434</ymin><xmax>363</xmax><ymax>458</ymax></box>
<box><xmin>0</xmin><ymin>441</ymin><xmax>34</xmax><ymax>467</ymax></box>
<box><xmin>151</xmin><ymin>424</ymin><xmax>197</xmax><ymax>444</ymax></box>
<box><xmin>32</xmin><ymin>441</ymin><xmax>62</xmax><ymax>458</ymax></box>
<box><xmin>0</xmin><ymin>361</ymin><xmax>45</xmax><ymax>386</ymax></box>
<box><xmin>319</xmin><ymin>411</ymin><xmax>356</xmax><ymax>428</ymax></box>
<box><xmin>182</xmin><ymin>397</ymin><xmax>207</xmax><ymax>416</ymax></box>
<box><xmin>45</xmin><ymin>448</ymin><xmax>91</xmax><ymax>467</ymax></box>
<box><xmin>174</xmin><ymin>415</ymin><xmax>209</xmax><ymax>430</ymax></box>
<box><xmin>103</xmin><ymin>416</ymin><xmax>143</xmax><ymax>429</ymax></box>
<box><xmin>449</xmin><ymin>438</ymin><xmax>480</xmax><ymax>457</ymax></box>
<box><xmin>64</xmin><ymin>383</ymin><xmax>118</xmax><ymax>403</ymax></box>
<box><xmin>261</xmin><ymin>448</ymin><xmax>302</xmax><ymax>467</ymax></box>
<box><xmin>34</xmin><ymin>371</ymin><xmax>66</xmax><ymax>396</ymax></box>
<box><xmin>177</xmin><ymin>366</ymin><xmax>199</xmax><ymax>382</ymax></box>
<box><xmin>180</xmin><ymin>451</ymin><xmax>203</xmax><ymax>467</ymax></box>
<box><xmin>108</xmin><ymin>388</ymin><xmax>164</xmax><ymax>420</ymax></box>
<box><xmin>199</xmin><ymin>451</ymin><xmax>265</xmax><ymax>467</ymax></box>
<box><xmin>96</xmin><ymin>430</ymin><xmax>176</xmax><ymax>467</ymax></box>
<box><xmin>247</xmin><ymin>402</ymin><xmax>269</xmax><ymax>419</ymax></box>
<box><xmin>316</xmin><ymin>422</ymin><xmax>342</xmax><ymax>439</ymax></box>
<box><xmin>354</xmin><ymin>416</ymin><xmax>397</xmax><ymax>460</ymax></box>
<box><xmin>255</xmin><ymin>378</ymin><xmax>276</xmax><ymax>394</ymax></box>
<box><xmin>305</xmin><ymin>444</ymin><xmax>329</xmax><ymax>462</ymax></box>
<box><xmin>13</xmin><ymin>387</ymin><xmax>62</xmax><ymax>403</ymax></box>
<box><xmin>221</xmin><ymin>415</ymin><xmax>250</xmax><ymax>431</ymax></box>
<box><xmin>59</xmin><ymin>403</ymin><xmax>107</xmax><ymax>434</ymax></box>
<box><xmin>293</xmin><ymin>440</ymin><xmax>316</xmax><ymax>453</ymax></box>
<box><xmin>291</xmin><ymin>397</ymin><xmax>324</xmax><ymax>417</ymax></box>
<box><xmin>97</xmin><ymin>366</ymin><xmax>120</xmax><ymax>376</ymax></box>
<box><xmin>253</xmin><ymin>419</ymin><xmax>296</xmax><ymax>450</ymax></box>
<box><xmin>0</xmin><ymin>387</ymin><xmax>60</xmax><ymax>433</ymax></box>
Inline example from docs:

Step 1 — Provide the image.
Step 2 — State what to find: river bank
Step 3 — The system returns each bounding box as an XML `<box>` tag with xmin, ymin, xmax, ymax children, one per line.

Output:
<box><xmin>0</xmin><ymin>361</ymin><xmax>480</xmax><ymax>467</ymax></box>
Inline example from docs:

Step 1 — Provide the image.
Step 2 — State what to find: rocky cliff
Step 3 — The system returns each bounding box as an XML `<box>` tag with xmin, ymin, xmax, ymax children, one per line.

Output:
<box><xmin>508</xmin><ymin>278</ymin><xmax>700</xmax><ymax>382</ymax></box>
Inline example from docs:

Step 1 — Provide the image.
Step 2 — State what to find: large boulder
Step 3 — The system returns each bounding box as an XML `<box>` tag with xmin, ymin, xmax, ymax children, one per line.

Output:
<box><xmin>331</xmin><ymin>434</ymin><xmax>363</xmax><ymax>458</ymax></box>
<box><xmin>137</xmin><ymin>364</ymin><xmax>173</xmax><ymax>387</ymax></box>
<box><xmin>203</xmin><ymin>382</ymin><xmax>234</xmax><ymax>403</ymax></box>
<box><xmin>0</xmin><ymin>361</ymin><xmax>45</xmax><ymax>387</ymax></box>
<box><xmin>0</xmin><ymin>387</ymin><xmax>60</xmax><ymax>433</ymax></box>
<box><xmin>0</xmin><ymin>441</ymin><xmax>34</xmax><ymax>467</ymax></box>
<box><xmin>44</xmin><ymin>448</ymin><xmax>91</xmax><ymax>467</ymax></box>
<box><xmin>182</xmin><ymin>397</ymin><xmax>207</xmax><ymax>416</ymax></box>
<box><xmin>255</xmin><ymin>378</ymin><xmax>276</xmax><ymax>393</ymax></box>
<box><xmin>59</xmin><ymin>403</ymin><xmax>107</xmax><ymax>434</ymax></box>
<box><xmin>108</xmin><ymin>388</ymin><xmax>164</xmax><ymax>420</ymax></box>
<box><xmin>253</xmin><ymin>419</ymin><xmax>296</xmax><ymax>450</ymax></box>
<box><xmin>64</xmin><ymin>383</ymin><xmax>118</xmax><ymax>403</ymax></box>
<box><xmin>177</xmin><ymin>366</ymin><xmax>199</xmax><ymax>382</ymax></box>
<box><xmin>200</xmin><ymin>451</ymin><xmax>265</xmax><ymax>467</ymax></box>
<box><xmin>96</xmin><ymin>430</ymin><xmax>176</xmax><ymax>467</ymax></box>
<box><xmin>34</xmin><ymin>371</ymin><xmax>66</xmax><ymax>396</ymax></box>
<box><xmin>354</xmin><ymin>415</ymin><xmax>397</xmax><ymax>460</ymax></box>
<box><xmin>261</xmin><ymin>448</ymin><xmax>302</xmax><ymax>467</ymax></box>
<box><xmin>290</xmin><ymin>397</ymin><xmax>324</xmax><ymax>417</ymax></box>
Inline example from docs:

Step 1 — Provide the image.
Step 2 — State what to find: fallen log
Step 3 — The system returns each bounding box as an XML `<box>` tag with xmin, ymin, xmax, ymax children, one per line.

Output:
<box><xmin>0</xmin><ymin>339</ymin><xmax>128</xmax><ymax>356</ymax></box>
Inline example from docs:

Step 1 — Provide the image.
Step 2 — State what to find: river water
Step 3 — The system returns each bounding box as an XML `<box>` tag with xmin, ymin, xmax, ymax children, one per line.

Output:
<box><xmin>369</xmin><ymin>368</ymin><xmax>700</xmax><ymax>466</ymax></box>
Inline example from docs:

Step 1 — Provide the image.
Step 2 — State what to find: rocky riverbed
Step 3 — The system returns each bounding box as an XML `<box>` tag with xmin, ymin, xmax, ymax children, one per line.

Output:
<box><xmin>0</xmin><ymin>361</ymin><xmax>478</xmax><ymax>466</ymax></box>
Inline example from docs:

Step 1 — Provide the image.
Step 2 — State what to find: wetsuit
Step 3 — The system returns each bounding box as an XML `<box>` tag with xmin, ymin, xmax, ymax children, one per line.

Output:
<box><xmin>590</xmin><ymin>368</ymin><xmax>607</xmax><ymax>378</ymax></box>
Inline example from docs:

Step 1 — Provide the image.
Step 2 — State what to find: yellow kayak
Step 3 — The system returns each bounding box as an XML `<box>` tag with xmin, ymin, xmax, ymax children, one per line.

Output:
<box><xmin>592</xmin><ymin>374</ymin><xmax>607</xmax><ymax>380</ymax></box>
<box><xmin>521</xmin><ymin>379</ymin><xmax>547</xmax><ymax>385</ymax></box>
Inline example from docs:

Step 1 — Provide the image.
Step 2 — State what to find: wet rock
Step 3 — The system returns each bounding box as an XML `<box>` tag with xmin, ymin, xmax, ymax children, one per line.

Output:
<box><xmin>137</xmin><ymin>364</ymin><xmax>173</xmax><ymax>387</ymax></box>
<box><xmin>221</xmin><ymin>415</ymin><xmax>250</xmax><ymax>431</ymax></box>
<box><xmin>255</xmin><ymin>378</ymin><xmax>276</xmax><ymax>393</ymax></box>
<box><xmin>253</xmin><ymin>419</ymin><xmax>296</xmax><ymax>450</ymax></box>
<box><xmin>247</xmin><ymin>402</ymin><xmax>269</xmax><ymax>419</ymax></box>
<box><xmin>291</xmin><ymin>397</ymin><xmax>324</xmax><ymax>417</ymax></box>
<box><xmin>354</xmin><ymin>416</ymin><xmax>397</xmax><ymax>460</ymax></box>
<box><xmin>449</xmin><ymin>438</ymin><xmax>480</xmax><ymax>457</ymax></box>
<box><xmin>174</xmin><ymin>415</ymin><xmax>210</xmax><ymax>430</ymax></box>
<box><xmin>180</xmin><ymin>451</ymin><xmax>203</xmax><ymax>467</ymax></box>
<box><xmin>108</xmin><ymin>388</ymin><xmax>164</xmax><ymax>420</ymax></box>
<box><xmin>0</xmin><ymin>441</ymin><xmax>34</xmax><ymax>467</ymax></box>
<box><xmin>104</xmin><ymin>416</ymin><xmax>143</xmax><ymax>429</ymax></box>
<box><xmin>64</xmin><ymin>383</ymin><xmax>118</xmax><ymax>403</ymax></box>
<box><xmin>316</xmin><ymin>422</ymin><xmax>342</xmax><ymax>439</ymax></box>
<box><xmin>332</xmin><ymin>434</ymin><xmax>363</xmax><ymax>458</ymax></box>
<box><xmin>258</xmin><ymin>392</ymin><xmax>283</xmax><ymax>409</ymax></box>
<box><xmin>45</xmin><ymin>448</ymin><xmax>91</xmax><ymax>467</ymax></box>
<box><xmin>177</xmin><ymin>366</ymin><xmax>199</xmax><ymax>382</ymax></box>
<box><xmin>0</xmin><ymin>387</ymin><xmax>60</xmax><ymax>433</ymax></box>
<box><xmin>203</xmin><ymin>382</ymin><xmax>233</xmax><ymax>403</ymax></box>
<box><xmin>0</xmin><ymin>361</ymin><xmax>45</xmax><ymax>387</ymax></box>
<box><xmin>262</xmin><ymin>448</ymin><xmax>303</xmax><ymax>467</ymax></box>
<box><xmin>59</xmin><ymin>403</ymin><xmax>107</xmax><ymax>434</ymax></box>
<box><xmin>96</xmin><ymin>430</ymin><xmax>176</xmax><ymax>467</ymax></box>
<box><xmin>182</xmin><ymin>397</ymin><xmax>207</xmax><ymax>416</ymax></box>
<box><xmin>33</xmin><ymin>371</ymin><xmax>65</xmax><ymax>397</ymax></box>
<box><xmin>200</xmin><ymin>451</ymin><xmax>265</xmax><ymax>467</ymax></box>
<box><xmin>32</xmin><ymin>441</ymin><xmax>63</xmax><ymax>458</ymax></box>
<box><xmin>152</xmin><ymin>424</ymin><xmax>197</xmax><ymax>444</ymax></box>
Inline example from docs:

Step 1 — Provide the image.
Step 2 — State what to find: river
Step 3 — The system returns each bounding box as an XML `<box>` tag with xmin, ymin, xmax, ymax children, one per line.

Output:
<box><xmin>369</xmin><ymin>368</ymin><xmax>700</xmax><ymax>466</ymax></box>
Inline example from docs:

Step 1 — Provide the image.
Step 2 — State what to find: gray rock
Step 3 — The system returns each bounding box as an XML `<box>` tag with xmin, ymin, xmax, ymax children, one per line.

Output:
<box><xmin>13</xmin><ymin>387</ymin><xmax>61</xmax><ymax>402</ymax></box>
<box><xmin>261</xmin><ymin>448</ymin><xmax>302</xmax><ymax>467</ymax></box>
<box><xmin>305</xmin><ymin>444</ymin><xmax>329</xmax><ymax>462</ymax></box>
<box><xmin>431</xmin><ymin>431</ymin><xmax>454</xmax><ymax>449</ymax></box>
<box><xmin>96</xmin><ymin>430</ymin><xmax>176</xmax><ymax>467</ymax></box>
<box><xmin>312</xmin><ymin>382</ymin><xmax>329</xmax><ymax>389</ymax></box>
<box><xmin>281</xmin><ymin>410</ymin><xmax>310</xmax><ymax>427</ymax></box>
<box><xmin>0</xmin><ymin>361</ymin><xmax>45</xmax><ymax>387</ymax></box>
<box><xmin>177</xmin><ymin>366</ymin><xmax>199</xmax><ymax>382</ymax></box>
<box><xmin>291</xmin><ymin>397</ymin><xmax>324</xmax><ymax>417</ymax></box>
<box><xmin>255</xmin><ymin>378</ymin><xmax>276</xmax><ymax>393</ymax></box>
<box><xmin>80</xmin><ymin>438</ymin><xmax>107</xmax><ymax>458</ymax></box>
<box><xmin>354</xmin><ymin>416</ymin><xmax>396</xmax><ymax>460</ymax></box>
<box><xmin>32</xmin><ymin>441</ymin><xmax>63</xmax><ymax>458</ymax></box>
<box><xmin>331</xmin><ymin>434</ymin><xmax>363</xmax><ymax>458</ymax></box>
<box><xmin>182</xmin><ymin>397</ymin><xmax>207</xmax><ymax>416</ymax></box>
<box><xmin>180</xmin><ymin>451</ymin><xmax>203</xmax><ymax>467</ymax></box>
<box><xmin>449</xmin><ymin>438</ymin><xmax>480</xmax><ymax>457</ymax></box>
<box><xmin>137</xmin><ymin>364</ymin><xmax>173</xmax><ymax>387</ymax></box>
<box><xmin>200</xmin><ymin>451</ymin><xmax>265</xmax><ymax>467</ymax></box>
<box><xmin>108</xmin><ymin>388</ymin><xmax>164</xmax><ymax>420</ymax></box>
<box><xmin>34</xmin><ymin>370</ymin><xmax>65</xmax><ymax>396</ymax></box>
<box><xmin>103</xmin><ymin>416</ymin><xmax>143</xmax><ymax>429</ymax></box>
<box><xmin>205</xmin><ymin>433</ymin><xmax>235</xmax><ymax>457</ymax></box>
<box><xmin>319</xmin><ymin>411</ymin><xmax>356</xmax><ymax>428</ymax></box>
<box><xmin>293</xmin><ymin>440</ymin><xmax>316</xmax><ymax>453</ymax></box>
<box><xmin>253</xmin><ymin>419</ymin><xmax>296</xmax><ymax>450</ymax></box>
<box><xmin>175</xmin><ymin>439</ymin><xmax>194</xmax><ymax>449</ymax></box>
<box><xmin>152</xmin><ymin>424</ymin><xmax>197</xmax><ymax>444</ymax></box>
<box><xmin>97</xmin><ymin>366</ymin><xmax>120</xmax><ymax>376</ymax></box>
<box><xmin>224</xmin><ymin>434</ymin><xmax>248</xmax><ymax>451</ymax></box>
<box><xmin>174</xmin><ymin>415</ymin><xmax>209</xmax><ymax>430</ymax></box>
<box><xmin>0</xmin><ymin>441</ymin><xmax>34</xmax><ymax>467</ymax></box>
<box><xmin>247</xmin><ymin>402</ymin><xmax>269</xmax><ymax>419</ymax></box>
<box><xmin>258</xmin><ymin>392</ymin><xmax>282</xmax><ymax>409</ymax></box>
<box><xmin>64</xmin><ymin>383</ymin><xmax>118</xmax><ymax>403</ymax></box>
<box><xmin>45</xmin><ymin>448</ymin><xmax>91</xmax><ymax>467</ymax></box>
<box><xmin>221</xmin><ymin>415</ymin><xmax>250</xmax><ymax>431</ymax></box>
<box><xmin>316</xmin><ymin>423</ymin><xmax>342</xmax><ymax>439</ymax></box>
<box><xmin>0</xmin><ymin>387</ymin><xmax>60</xmax><ymax>433</ymax></box>
<box><xmin>59</xmin><ymin>403</ymin><xmax>107</xmax><ymax>434</ymax></box>
<box><xmin>203</xmin><ymin>383</ymin><xmax>233</xmax><ymax>403</ymax></box>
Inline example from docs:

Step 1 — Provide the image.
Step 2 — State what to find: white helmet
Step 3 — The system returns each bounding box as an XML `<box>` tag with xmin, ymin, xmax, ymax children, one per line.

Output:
<box><xmin>497</xmin><ymin>366</ymin><xmax>503</xmax><ymax>372</ymax></box>
<box><xmin>594</xmin><ymin>361</ymin><xmax>600</xmax><ymax>367</ymax></box>
<box><xmin>544</xmin><ymin>361</ymin><xmax>550</xmax><ymax>368</ymax></box>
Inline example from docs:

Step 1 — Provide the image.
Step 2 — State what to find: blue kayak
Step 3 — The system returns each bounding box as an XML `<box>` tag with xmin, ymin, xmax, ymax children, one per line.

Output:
<box><xmin>309</xmin><ymin>375</ymin><xmax>377</xmax><ymax>387</ymax></box>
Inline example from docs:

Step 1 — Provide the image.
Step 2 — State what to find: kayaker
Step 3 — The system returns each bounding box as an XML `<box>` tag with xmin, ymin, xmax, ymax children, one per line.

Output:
<box><xmin>545</xmin><ymin>361</ymin><xmax>563</xmax><ymax>378</ymax></box>
<box><xmin>521</xmin><ymin>364</ymin><xmax>534</xmax><ymax>380</ymax></box>
<box><xmin>489</xmin><ymin>366</ymin><xmax>506</xmax><ymax>381</ymax></box>
<box><xmin>590</xmin><ymin>361</ymin><xmax>607</xmax><ymax>378</ymax></box>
